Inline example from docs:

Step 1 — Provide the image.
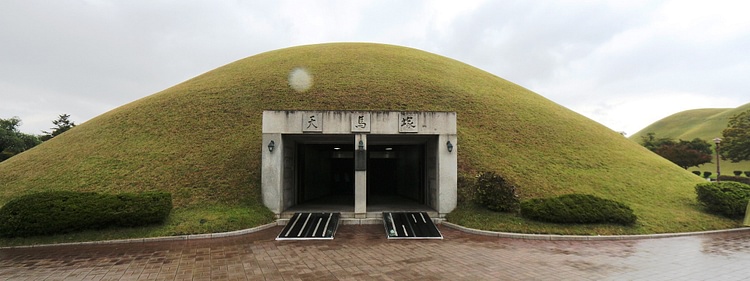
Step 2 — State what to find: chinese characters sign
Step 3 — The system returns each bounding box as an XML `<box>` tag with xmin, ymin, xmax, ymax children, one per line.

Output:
<box><xmin>299</xmin><ymin>112</ymin><xmax>421</xmax><ymax>133</ymax></box>
<box><xmin>302</xmin><ymin>113</ymin><xmax>322</xmax><ymax>132</ymax></box>
<box><xmin>351</xmin><ymin>113</ymin><xmax>371</xmax><ymax>132</ymax></box>
<box><xmin>399</xmin><ymin>113</ymin><xmax>418</xmax><ymax>133</ymax></box>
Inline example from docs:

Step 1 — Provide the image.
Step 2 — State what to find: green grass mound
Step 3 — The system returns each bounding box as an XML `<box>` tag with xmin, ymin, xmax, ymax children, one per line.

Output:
<box><xmin>630</xmin><ymin>102</ymin><xmax>750</xmax><ymax>174</ymax></box>
<box><xmin>0</xmin><ymin>43</ymin><xmax>740</xmax><ymax>243</ymax></box>
<box><xmin>632</xmin><ymin>104</ymin><xmax>749</xmax><ymax>141</ymax></box>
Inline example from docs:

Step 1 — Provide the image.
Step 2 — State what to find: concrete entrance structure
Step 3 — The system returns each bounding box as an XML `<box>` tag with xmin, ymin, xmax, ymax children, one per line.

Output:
<box><xmin>261</xmin><ymin>111</ymin><xmax>457</xmax><ymax>219</ymax></box>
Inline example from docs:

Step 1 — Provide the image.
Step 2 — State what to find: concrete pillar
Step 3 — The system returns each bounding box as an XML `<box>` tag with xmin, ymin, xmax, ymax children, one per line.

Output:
<box><xmin>261</xmin><ymin>133</ymin><xmax>283</xmax><ymax>215</ymax></box>
<box><xmin>354</xmin><ymin>134</ymin><xmax>367</xmax><ymax>218</ymax></box>
<box><xmin>437</xmin><ymin>134</ymin><xmax>458</xmax><ymax>216</ymax></box>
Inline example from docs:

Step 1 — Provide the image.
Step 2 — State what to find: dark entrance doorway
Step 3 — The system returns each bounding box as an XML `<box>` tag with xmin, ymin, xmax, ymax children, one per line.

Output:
<box><xmin>286</xmin><ymin>134</ymin><xmax>436</xmax><ymax>214</ymax></box>
<box><xmin>296</xmin><ymin>143</ymin><xmax>355</xmax><ymax>207</ymax></box>
<box><xmin>367</xmin><ymin>144</ymin><xmax>424</xmax><ymax>207</ymax></box>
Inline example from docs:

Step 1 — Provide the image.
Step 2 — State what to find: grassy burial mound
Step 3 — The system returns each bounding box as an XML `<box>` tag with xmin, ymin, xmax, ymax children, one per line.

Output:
<box><xmin>0</xmin><ymin>43</ymin><xmax>739</xmax><ymax>240</ymax></box>
<box><xmin>632</xmin><ymin>103</ymin><xmax>750</xmax><ymax>141</ymax></box>
<box><xmin>630</xmin><ymin>103</ymin><xmax>750</xmax><ymax>174</ymax></box>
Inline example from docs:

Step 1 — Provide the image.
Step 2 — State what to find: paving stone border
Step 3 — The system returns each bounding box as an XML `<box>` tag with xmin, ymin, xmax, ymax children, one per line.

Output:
<box><xmin>2</xmin><ymin>220</ymin><xmax>749</xmax><ymax>249</ymax></box>
<box><xmin>0</xmin><ymin>222</ymin><xmax>279</xmax><ymax>249</ymax></box>
<box><xmin>441</xmin><ymin>222</ymin><xmax>750</xmax><ymax>241</ymax></box>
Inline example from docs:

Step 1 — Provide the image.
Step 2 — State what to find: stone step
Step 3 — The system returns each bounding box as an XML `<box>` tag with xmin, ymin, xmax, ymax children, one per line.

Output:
<box><xmin>277</xmin><ymin>211</ymin><xmax>442</xmax><ymax>226</ymax></box>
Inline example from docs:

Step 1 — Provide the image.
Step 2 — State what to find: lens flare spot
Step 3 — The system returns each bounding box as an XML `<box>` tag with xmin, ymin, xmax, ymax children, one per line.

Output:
<box><xmin>288</xmin><ymin>67</ymin><xmax>313</xmax><ymax>92</ymax></box>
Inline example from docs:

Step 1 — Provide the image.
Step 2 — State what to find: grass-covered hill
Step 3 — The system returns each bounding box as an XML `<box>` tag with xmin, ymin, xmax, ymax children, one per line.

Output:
<box><xmin>0</xmin><ymin>43</ymin><xmax>738</xmax><ymax>241</ymax></box>
<box><xmin>632</xmin><ymin>103</ymin><xmax>750</xmax><ymax>141</ymax></box>
<box><xmin>630</xmin><ymin>103</ymin><xmax>750</xmax><ymax>174</ymax></box>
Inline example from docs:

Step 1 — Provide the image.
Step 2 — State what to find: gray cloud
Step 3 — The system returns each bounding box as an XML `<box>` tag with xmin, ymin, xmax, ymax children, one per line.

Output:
<box><xmin>1</xmin><ymin>0</ymin><xmax>748</xmax><ymax>135</ymax></box>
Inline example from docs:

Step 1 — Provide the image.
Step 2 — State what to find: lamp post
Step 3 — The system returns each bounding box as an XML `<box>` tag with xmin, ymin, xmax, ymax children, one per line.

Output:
<box><xmin>713</xmin><ymin>137</ymin><xmax>721</xmax><ymax>183</ymax></box>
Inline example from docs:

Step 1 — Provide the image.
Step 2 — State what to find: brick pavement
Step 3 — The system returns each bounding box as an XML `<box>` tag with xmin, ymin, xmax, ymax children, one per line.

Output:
<box><xmin>1</xmin><ymin>225</ymin><xmax>749</xmax><ymax>280</ymax></box>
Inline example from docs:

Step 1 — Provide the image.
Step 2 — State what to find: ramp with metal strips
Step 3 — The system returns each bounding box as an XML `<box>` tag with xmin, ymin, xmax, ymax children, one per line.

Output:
<box><xmin>276</xmin><ymin>212</ymin><xmax>341</xmax><ymax>240</ymax></box>
<box><xmin>383</xmin><ymin>212</ymin><xmax>442</xmax><ymax>239</ymax></box>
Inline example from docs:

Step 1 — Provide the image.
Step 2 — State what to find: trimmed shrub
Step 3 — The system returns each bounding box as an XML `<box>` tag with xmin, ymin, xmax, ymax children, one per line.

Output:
<box><xmin>733</xmin><ymin>171</ymin><xmax>743</xmax><ymax>176</ymax></box>
<box><xmin>111</xmin><ymin>192</ymin><xmax>173</xmax><ymax>226</ymax></box>
<box><xmin>745</xmin><ymin>171</ymin><xmax>750</xmax><ymax>177</ymax></box>
<box><xmin>0</xmin><ymin>191</ymin><xmax>172</xmax><ymax>237</ymax></box>
<box><xmin>695</xmin><ymin>182</ymin><xmax>750</xmax><ymax>218</ymax></box>
<box><xmin>520</xmin><ymin>194</ymin><xmax>637</xmax><ymax>226</ymax></box>
<box><xmin>456</xmin><ymin>174</ymin><xmax>476</xmax><ymax>203</ymax></box>
<box><xmin>475</xmin><ymin>172</ymin><xmax>520</xmax><ymax>213</ymax></box>
<box><xmin>718</xmin><ymin>176</ymin><xmax>750</xmax><ymax>185</ymax></box>
<box><xmin>692</xmin><ymin>171</ymin><xmax>701</xmax><ymax>176</ymax></box>
<box><xmin>703</xmin><ymin>171</ymin><xmax>713</xmax><ymax>178</ymax></box>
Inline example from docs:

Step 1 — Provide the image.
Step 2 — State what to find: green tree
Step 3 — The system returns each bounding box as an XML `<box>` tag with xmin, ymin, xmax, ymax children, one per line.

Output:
<box><xmin>640</xmin><ymin>133</ymin><xmax>713</xmax><ymax>169</ymax></box>
<box><xmin>41</xmin><ymin>114</ymin><xmax>76</xmax><ymax>141</ymax></box>
<box><xmin>654</xmin><ymin>138</ymin><xmax>713</xmax><ymax>169</ymax></box>
<box><xmin>721</xmin><ymin>110</ymin><xmax>750</xmax><ymax>163</ymax></box>
<box><xmin>639</xmin><ymin>132</ymin><xmax>673</xmax><ymax>151</ymax></box>
<box><xmin>0</xmin><ymin>117</ymin><xmax>41</xmax><ymax>161</ymax></box>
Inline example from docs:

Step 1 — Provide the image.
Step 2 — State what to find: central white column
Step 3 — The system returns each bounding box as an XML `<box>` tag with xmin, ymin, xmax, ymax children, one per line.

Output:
<box><xmin>354</xmin><ymin>134</ymin><xmax>367</xmax><ymax>218</ymax></box>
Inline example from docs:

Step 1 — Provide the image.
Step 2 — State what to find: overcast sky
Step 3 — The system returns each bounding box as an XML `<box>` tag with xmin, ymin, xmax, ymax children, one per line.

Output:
<box><xmin>2</xmin><ymin>0</ymin><xmax>748</xmax><ymax>136</ymax></box>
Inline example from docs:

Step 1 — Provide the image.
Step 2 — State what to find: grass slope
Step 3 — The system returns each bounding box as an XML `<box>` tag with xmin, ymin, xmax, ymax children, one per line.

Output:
<box><xmin>0</xmin><ymin>43</ymin><xmax>738</xmax><ymax>243</ymax></box>
<box><xmin>630</xmin><ymin>103</ymin><xmax>750</xmax><ymax>174</ymax></box>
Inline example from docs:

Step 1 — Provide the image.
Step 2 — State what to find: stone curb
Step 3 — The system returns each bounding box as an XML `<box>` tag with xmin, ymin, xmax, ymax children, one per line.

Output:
<box><xmin>0</xmin><ymin>222</ymin><xmax>280</xmax><ymax>249</ymax></box>
<box><xmin>3</xmin><ymin>220</ymin><xmax>749</xmax><ymax>249</ymax></box>
<box><xmin>441</xmin><ymin>222</ymin><xmax>750</xmax><ymax>241</ymax></box>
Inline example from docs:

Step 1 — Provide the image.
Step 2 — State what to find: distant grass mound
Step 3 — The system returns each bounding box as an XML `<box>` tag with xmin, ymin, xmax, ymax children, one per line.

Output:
<box><xmin>0</xmin><ymin>43</ymin><xmax>739</xmax><ymax>241</ymax></box>
<box><xmin>630</xmin><ymin>103</ymin><xmax>750</xmax><ymax>174</ymax></box>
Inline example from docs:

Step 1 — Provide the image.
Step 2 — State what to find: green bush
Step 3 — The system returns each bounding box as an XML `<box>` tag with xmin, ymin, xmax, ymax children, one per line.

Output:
<box><xmin>692</xmin><ymin>171</ymin><xmax>701</xmax><ymax>176</ymax></box>
<box><xmin>456</xmin><ymin>174</ymin><xmax>476</xmax><ymax>203</ymax></box>
<box><xmin>733</xmin><ymin>171</ymin><xmax>743</xmax><ymax>176</ymax></box>
<box><xmin>474</xmin><ymin>172</ymin><xmax>520</xmax><ymax>213</ymax></box>
<box><xmin>745</xmin><ymin>171</ymin><xmax>750</xmax><ymax>177</ymax></box>
<box><xmin>703</xmin><ymin>171</ymin><xmax>713</xmax><ymax>178</ymax></box>
<box><xmin>0</xmin><ymin>191</ymin><xmax>172</xmax><ymax>237</ymax></box>
<box><xmin>695</xmin><ymin>182</ymin><xmax>750</xmax><ymax>219</ymax></box>
<box><xmin>112</xmin><ymin>192</ymin><xmax>173</xmax><ymax>226</ymax></box>
<box><xmin>718</xmin><ymin>175</ymin><xmax>750</xmax><ymax>185</ymax></box>
<box><xmin>520</xmin><ymin>194</ymin><xmax>637</xmax><ymax>226</ymax></box>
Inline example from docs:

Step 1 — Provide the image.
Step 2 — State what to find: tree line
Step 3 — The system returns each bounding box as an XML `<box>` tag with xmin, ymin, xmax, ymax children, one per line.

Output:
<box><xmin>639</xmin><ymin>109</ymin><xmax>750</xmax><ymax>169</ymax></box>
<box><xmin>0</xmin><ymin>114</ymin><xmax>75</xmax><ymax>162</ymax></box>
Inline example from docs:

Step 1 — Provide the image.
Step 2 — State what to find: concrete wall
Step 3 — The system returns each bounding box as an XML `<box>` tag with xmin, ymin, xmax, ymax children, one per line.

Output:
<box><xmin>262</xmin><ymin>111</ymin><xmax>457</xmax><ymax>135</ymax></box>
<box><xmin>261</xmin><ymin>111</ymin><xmax>457</xmax><ymax>217</ymax></box>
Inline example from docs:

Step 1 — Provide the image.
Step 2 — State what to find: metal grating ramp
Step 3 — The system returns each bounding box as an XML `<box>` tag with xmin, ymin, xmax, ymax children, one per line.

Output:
<box><xmin>277</xmin><ymin>212</ymin><xmax>341</xmax><ymax>240</ymax></box>
<box><xmin>383</xmin><ymin>212</ymin><xmax>443</xmax><ymax>240</ymax></box>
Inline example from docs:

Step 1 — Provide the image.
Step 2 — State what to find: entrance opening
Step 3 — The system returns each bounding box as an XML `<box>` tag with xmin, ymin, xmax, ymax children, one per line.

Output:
<box><xmin>263</xmin><ymin>111</ymin><xmax>457</xmax><ymax>218</ymax></box>
<box><xmin>365</xmin><ymin>135</ymin><xmax>436</xmax><ymax>212</ymax></box>
<box><xmin>295</xmin><ymin>141</ymin><xmax>355</xmax><ymax>211</ymax></box>
<box><xmin>285</xmin><ymin>134</ymin><xmax>437</xmax><ymax>214</ymax></box>
<box><xmin>367</xmin><ymin>144</ymin><xmax>424</xmax><ymax>209</ymax></box>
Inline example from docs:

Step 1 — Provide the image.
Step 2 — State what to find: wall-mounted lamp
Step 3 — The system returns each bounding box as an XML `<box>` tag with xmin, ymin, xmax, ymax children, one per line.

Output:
<box><xmin>447</xmin><ymin>141</ymin><xmax>453</xmax><ymax>153</ymax></box>
<box><xmin>358</xmin><ymin>140</ymin><xmax>365</xmax><ymax>151</ymax></box>
<box><xmin>268</xmin><ymin>140</ymin><xmax>275</xmax><ymax>152</ymax></box>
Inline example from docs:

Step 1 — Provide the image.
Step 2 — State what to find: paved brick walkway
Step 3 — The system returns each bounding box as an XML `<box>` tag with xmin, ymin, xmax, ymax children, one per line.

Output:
<box><xmin>1</xmin><ymin>225</ymin><xmax>749</xmax><ymax>280</ymax></box>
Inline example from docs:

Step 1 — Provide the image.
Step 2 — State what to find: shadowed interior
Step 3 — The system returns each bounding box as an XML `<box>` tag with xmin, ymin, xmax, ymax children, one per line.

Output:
<box><xmin>289</xmin><ymin>135</ymin><xmax>435</xmax><ymax>213</ymax></box>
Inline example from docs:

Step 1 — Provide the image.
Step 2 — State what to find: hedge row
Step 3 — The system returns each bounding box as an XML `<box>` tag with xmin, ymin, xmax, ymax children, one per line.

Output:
<box><xmin>717</xmin><ymin>176</ymin><xmax>750</xmax><ymax>185</ymax></box>
<box><xmin>520</xmin><ymin>194</ymin><xmax>637</xmax><ymax>226</ymax></box>
<box><xmin>692</xmin><ymin>171</ymin><xmax>750</xmax><ymax>178</ymax></box>
<box><xmin>0</xmin><ymin>191</ymin><xmax>172</xmax><ymax>237</ymax></box>
<box><xmin>695</xmin><ymin>182</ymin><xmax>750</xmax><ymax>219</ymax></box>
